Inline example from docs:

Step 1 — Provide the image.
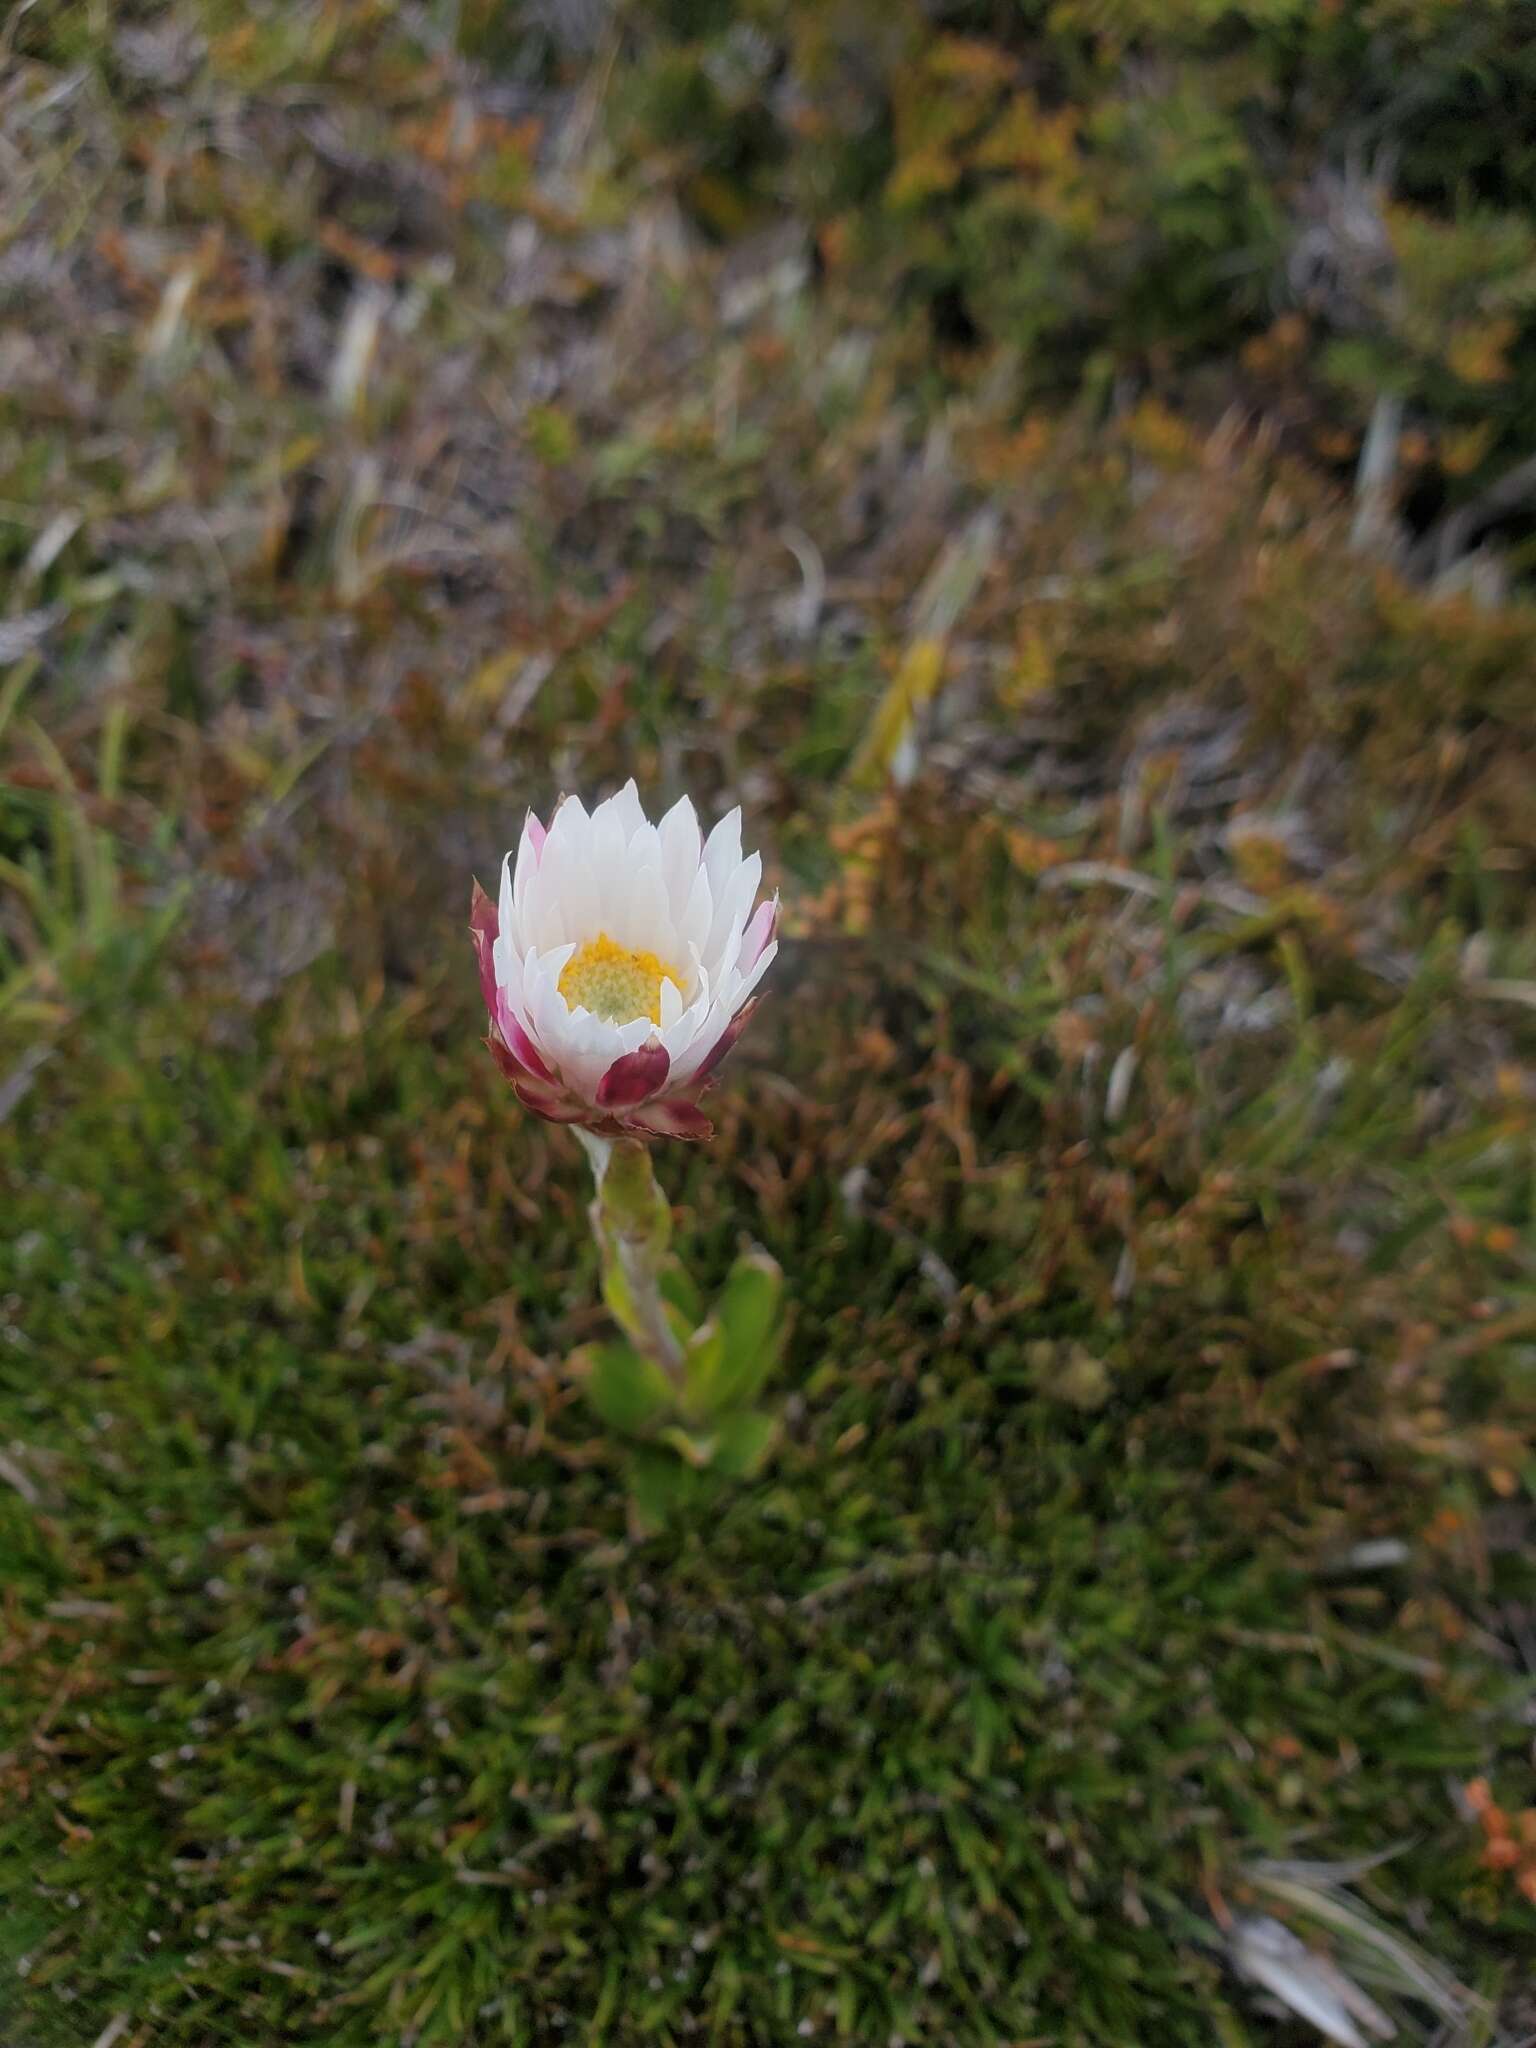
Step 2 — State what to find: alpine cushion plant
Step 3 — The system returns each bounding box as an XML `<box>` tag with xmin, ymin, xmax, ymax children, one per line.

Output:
<box><xmin>469</xmin><ymin>780</ymin><xmax>777</xmax><ymax>1141</ymax></box>
<box><xmin>470</xmin><ymin>783</ymin><xmax>785</xmax><ymax>1517</ymax></box>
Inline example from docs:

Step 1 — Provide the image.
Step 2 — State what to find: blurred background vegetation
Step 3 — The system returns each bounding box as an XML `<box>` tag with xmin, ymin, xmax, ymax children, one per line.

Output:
<box><xmin>1</xmin><ymin>3</ymin><xmax>1534</xmax><ymax>2044</ymax></box>
<box><xmin>605</xmin><ymin>0</ymin><xmax>1536</xmax><ymax>585</ymax></box>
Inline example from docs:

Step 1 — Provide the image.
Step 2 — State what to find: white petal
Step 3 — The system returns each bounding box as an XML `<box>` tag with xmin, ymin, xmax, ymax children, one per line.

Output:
<box><xmin>670</xmin><ymin>1003</ymin><xmax>729</xmax><ymax>1083</ymax></box>
<box><xmin>603</xmin><ymin>778</ymin><xmax>646</xmax><ymax>842</ymax></box>
<box><xmin>559</xmin><ymin>854</ymin><xmax>601</xmax><ymax>947</ymax></box>
<box><xmin>526</xmin><ymin>960</ymin><xmax>574</xmax><ymax>1063</ymax></box>
<box><xmin>512</xmin><ymin>813</ymin><xmax>543</xmax><ymax>903</ymax></box>
<box><xmin>626</xmin><ymin>820</ymin><xmax>662</xmax><ymax>875</ymax></box>
<box><xmin>557</xmin><ymin>1008</ymin><xmax>622</xmax><ymax>1097</ymax></box>
<box><xmin>682</xmin><ymin>942</ymin><xmax>707</xmax><ymax>1005</ymax></box>
<box><xmin>703</xmin><ymin>806</ymin><xmax>742</xmax><ymax>903</ymax></box>
<box><xmin>545</xmin><ymin>793</ymin><xmax>590</xmax><ymax>864</ymax></box>
<box><xmin>508</xmin><ymin>947</ymin><xmax>539</xmax><ymax>1028</ymax></box>
<box><xmin>712</xmin><ymin>923</ymin><xmax>745</xmax><ymax>991</ymax></box>
<box><xmin>589</xmin><ymin>801</ymin><xmax>629</xmax><ymax>906</ymax></box>
<box><xmin>739</xmin><ymin>893</ymin><xmax>777</xmax><ymax>971</ymax></box>
<box><xmin>657</xmin><ymin>796</ymin><xmax>702</xmax><ymax>916</ymax></box>
<box><xmin>604</xmin><ymin>861</ymin><xmax>645</xmax><ymax>952</ymax></box>
<box><xmin>704</xmin><ymin>851</ymin><xmax>761</xmax><ymax>969</ymax></box>
<box><xmin>659</xmin><ymin>976</ymin><xmax>683</xmax><ymax>1031</ymax></box>
<box><xmin>521</xmin><ymin>853</ymin><xmax>567</xmax><ymax>952</ymax></box>
<box><xmin>662</xmin><ymin>991</ymin><xmax>711</xmax><ymax>1061</ymax></box>
<box><xmin>662</xmin><ymin>960</ymin><xmax>712</xmax><ymax>1062</ymax></box>
<box><xmin>670</xmin><ymin>943</ymin><xmax>771</xmax><ymax>1082</ymax></box>
<box><xmin>595</xmin><ymin>862</ymin><xmax>633</xmax><ymax>949</ymax></box>
<box><xmin>677</xmin><ymin>865</ymin><xmax>713</xmax><ymax>965</ymax></box>
<box><xmin>495</xmin><ymin>853</ymin><xmax>518</xmax><ymax>988</ymax></box>
<box><xmin>515</xmin><ymin>942</ymin><xmax>544</xmax><ymax>1009</ymax></box>
<box><xmin>621</xmin><ymin>864</ymin><xmax>674</xmax><ymax>956</ymax></box>
<box><xmin>501</xmin><ymin>900</ymin><xmax>529</xmax><ymax>961</ymax></box>
<box><xmin>738</xmin><ymin>937</ymin><xmax>776</xmax><ymax>1000</ymax></box>
<box><xmin>512</xmin><ymin>846</ymin><xmax>531</xmax><ymax>928</ymax></box>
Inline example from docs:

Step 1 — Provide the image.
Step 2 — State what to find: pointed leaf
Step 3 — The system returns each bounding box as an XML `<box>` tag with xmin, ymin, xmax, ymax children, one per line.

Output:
<box><xmin>576</xmin><ymin>1340</ymin><xmax>674</xmax><ymax>1438</ymax></box>
<box><xmin>710</xmin><ymin>1409</ymin><xmax>777</xmax><ymax>1478</ymax></box>
<box><xmin>680</xmin><ymin>1316</ymin><xmax>727</xmax><ymax>1423</ymax></box>
<box><xmin>658</xmin><ymin>1257</ymin><xmax>705</xmax><ymax>1330</ymax></box>
<box><xmin>599</xmin><ymin>1259</ymin><xmax>645</xmax><ymax>1351</ymax></box>
<box><xmin>711</xmin><ymin>1248</ymin><xmax>785</xmax><ymax>1409</ymax></box>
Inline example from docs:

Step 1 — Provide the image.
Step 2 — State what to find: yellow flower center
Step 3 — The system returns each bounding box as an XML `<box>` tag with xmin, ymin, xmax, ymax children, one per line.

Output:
<box><xmin>557</xmin><ymin>933</ymin><xmax>682</xmax><ymax>1026</ymax></box>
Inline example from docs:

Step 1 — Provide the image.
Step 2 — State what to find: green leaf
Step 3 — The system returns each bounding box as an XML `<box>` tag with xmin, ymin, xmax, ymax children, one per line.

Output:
<box><xmin>680</xmin><ymin>1315</ymin><xmax>727</xmax><ymax>1421</ymax></box>
<box><xmin>658</xmin><ymin>1256</ymin><xmax>704</xmax><ymax>1335</ymax></box>
<box><xmin>657</xmin><ymin>1424</ymin><xmax>716</xmax><ymax>1468</ymax></box>
<box><xmin>709</xmin><ymin>1409</ymin><xmax>777</xmax><ymax>1479</ymax></box>
<box><xmin>712</xmin><ymin>1248</ymin><xmax>787</xmax><ymax>1411</ymax></box>
<box><xmin>576</xmin><ymin>1340</ymin><xmax>675</xmax><ymax>1438</ymax></box>
<box><xmin>629</xmin><ymin>1446</ymin><xmax>702</xmax><ymax>1533</ymax></box>
<box><xmin>598</xmin><ymin>1258</ymin><xmax>645</xmax><ymax>1352</ymax></box>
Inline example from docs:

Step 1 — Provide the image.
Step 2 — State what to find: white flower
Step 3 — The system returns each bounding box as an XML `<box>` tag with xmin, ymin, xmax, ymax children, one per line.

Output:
<box><xmin>470</xmin><ymin>781</ymin><xmax>778</xmax><ymax>1139</ymax></box>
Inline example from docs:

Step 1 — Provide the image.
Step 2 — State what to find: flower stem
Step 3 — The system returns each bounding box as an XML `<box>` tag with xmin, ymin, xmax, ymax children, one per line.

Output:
<box><xmin>578</xmin><ymin>1131</ymin><xmax>685</xmax><ymax>1385</ymax></box>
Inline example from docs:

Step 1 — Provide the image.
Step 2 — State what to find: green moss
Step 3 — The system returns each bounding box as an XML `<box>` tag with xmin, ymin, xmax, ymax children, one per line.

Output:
<box><xmin>2</xmin><ymin>912</ymin><xmax>1532</xmax><ymax>2041</ymax></box>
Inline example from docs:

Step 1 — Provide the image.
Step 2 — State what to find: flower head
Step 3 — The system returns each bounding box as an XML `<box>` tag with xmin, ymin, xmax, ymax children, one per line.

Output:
<box><xmin>470</xmin><ymin>782</ymin><xmax>777</xmax><ymax>1139</ymax></box>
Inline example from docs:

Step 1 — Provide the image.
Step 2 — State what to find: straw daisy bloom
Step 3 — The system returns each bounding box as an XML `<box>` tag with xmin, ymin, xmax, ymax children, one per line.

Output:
<box><xmin>470</xmin><ymin>782</ymin><xmax>777</xmax><ymax>1140</ymax></box>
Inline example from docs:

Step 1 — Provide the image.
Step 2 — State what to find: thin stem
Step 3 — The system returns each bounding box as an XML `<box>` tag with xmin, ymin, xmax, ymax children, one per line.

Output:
<box><xmin>611</xmin><ymin>1222</ymin><xmax>685</xmax><ymax>1384</ymax></box>
<box><xmin>581</xmin><ymin>1131</ymin><xmax>684</xmax><ymax>1384</ymax></box>
<box><xmin>574</xmin><ymin>1127</ymin><xmax>613</xmax><ymax>1182</ymax></box>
